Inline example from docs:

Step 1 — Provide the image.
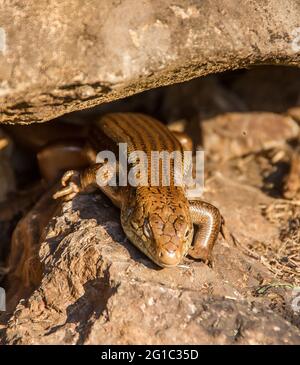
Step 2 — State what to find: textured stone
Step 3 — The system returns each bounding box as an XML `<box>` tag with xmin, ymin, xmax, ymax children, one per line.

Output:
<box><xmin>1</xmin><ymin>0</ymin><xmax>300</xmax><ymax>124</ymax></box>
<box><xmin>1</xmin><ymin>174</ymin><xmax>300</xmax><ymax>344</ymax></box>
<box><xmin>202</xmin><ymin>113</ymin><xmax>299</xmax><ymax>162</ymax></box>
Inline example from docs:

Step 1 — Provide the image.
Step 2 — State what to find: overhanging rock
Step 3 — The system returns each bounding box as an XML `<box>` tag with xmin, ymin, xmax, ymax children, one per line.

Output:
<box><xmin>1</xmin><ymin>0</ymin><xmax>300</xmax><ymax>124</ymax></box>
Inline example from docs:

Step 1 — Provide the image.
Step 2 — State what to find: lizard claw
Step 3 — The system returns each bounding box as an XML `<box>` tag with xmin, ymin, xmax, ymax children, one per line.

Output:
<box><xmin>53</xmin><ymin>170</ymin><xmax>81</xmax><ymax>201</ymax></box>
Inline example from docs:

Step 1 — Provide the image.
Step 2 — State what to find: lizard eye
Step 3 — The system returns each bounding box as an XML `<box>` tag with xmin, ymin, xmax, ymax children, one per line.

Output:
<box><xmin>143</xmin><ymin>220</ymin><xmax>152</xmax><ymax>238</ymax></box>
<box><xmin>184</xmin><ymin>229</ymin><xmax>190</xmax><ymax>239</ymax></box>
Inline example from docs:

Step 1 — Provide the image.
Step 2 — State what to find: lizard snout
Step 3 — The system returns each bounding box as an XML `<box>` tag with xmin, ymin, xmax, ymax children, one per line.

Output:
<box><xmin>157</xmin><ymin>244</ymin><xmax>182</xmax><ymax>267</ymax></box>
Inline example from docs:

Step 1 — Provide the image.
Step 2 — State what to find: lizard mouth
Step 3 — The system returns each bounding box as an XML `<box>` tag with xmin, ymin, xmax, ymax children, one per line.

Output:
<box><xmin>135</xmin><ymin>240</ymin><xmax>183</xmax><ymax>268</ymax></box>
<box><xmin>155</xmin><ymin>248</ymin><xmax>182</xmax><ymax>267</ymax></box>
<box><xmin>144</xmin><ymin>245</ymin><xmax>186</xmax><ymax>268</ymax></box>
<box><xmin>151</xmin><ymin>255</ymin><xmax>184</xmax><ymax>268</ymax></box>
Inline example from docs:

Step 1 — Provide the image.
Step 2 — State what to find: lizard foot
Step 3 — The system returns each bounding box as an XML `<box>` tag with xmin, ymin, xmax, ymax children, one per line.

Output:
<box><xmin>53</xmin><ymin>170</ymin><xmax>81</xmax><ymax>201</ymax></box>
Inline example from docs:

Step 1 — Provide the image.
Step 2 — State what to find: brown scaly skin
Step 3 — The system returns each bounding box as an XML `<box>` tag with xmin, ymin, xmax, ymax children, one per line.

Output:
<box><xmin>53</xmin><ymin>113</ymin><xmax>221</xmax><ymax>268</ymax></box>
<box><xmin>121</xmin><ymin>186</ymin><xmax>194</xmax><ymax>267</ymax></box>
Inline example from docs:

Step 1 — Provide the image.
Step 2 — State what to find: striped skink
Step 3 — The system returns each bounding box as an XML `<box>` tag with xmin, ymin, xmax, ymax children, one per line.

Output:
<box><xmin>53</xmin><ymin>113</ymin><xmax>221</xmax><ymax>268</ymax></box>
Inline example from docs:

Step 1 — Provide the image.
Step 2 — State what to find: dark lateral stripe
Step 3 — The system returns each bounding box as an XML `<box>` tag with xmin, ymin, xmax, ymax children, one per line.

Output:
<box><xmin>135</xmin><ymin>114</ymin><xmax>182</xmax><ymax>186</ymax></box>
<box><xmin>119</xmin><ymin>114</ymin><xmax>156</xmax><ymax>182</ymax></box>
<box><xmin>127</xmin><ymin>113</ymin><xmax>159</xmax><ymax>154</ymax></box>
<box><xmin>139</xmin><ymin>114</ymin><xmax>181</xmax><ymax>153</ymax></box>
<box><xmin>95</xmin><ymin>113</ymin><xmax>185</xmax><ymax>186</ymax></box>
<box><xmin>118</xmin><ymin>113</ymin><xmax>150</xmax><ymax>154</ymax></box>
<box><xmin>126</xmin><ymin>113</ymin><xmax>161</xmax><ymax>181</ymax></box>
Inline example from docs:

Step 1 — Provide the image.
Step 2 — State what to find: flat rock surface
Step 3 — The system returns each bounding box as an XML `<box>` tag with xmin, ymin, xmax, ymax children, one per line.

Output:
<box><xmin>1</xmin><ymin>0</ymin><xmax>300</xmax><ymax>124</ymax></box>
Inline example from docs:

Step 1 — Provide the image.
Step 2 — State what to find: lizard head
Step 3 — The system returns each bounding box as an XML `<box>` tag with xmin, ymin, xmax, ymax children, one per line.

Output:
<box><xmin>121</xmin><ymin>187</ymin><xmax>193</xmax><ymax>267</ymax></box>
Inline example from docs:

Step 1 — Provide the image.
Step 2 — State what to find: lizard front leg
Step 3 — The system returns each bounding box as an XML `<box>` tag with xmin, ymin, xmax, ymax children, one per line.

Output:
<box><xmin>53</xmin><ymin>163</ymin><xmax>124</xmax><ymax>208</ymax></box>
<box><xmin>188</xmin><ymin>200</ymin><xmax>221</xmax><ymax>262</ymax></box>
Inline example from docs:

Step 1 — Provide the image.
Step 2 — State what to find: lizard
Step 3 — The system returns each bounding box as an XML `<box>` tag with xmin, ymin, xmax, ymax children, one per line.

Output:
<box><xmin>51</xmin><ymin>113</ymin><xmax>222</xmax><ymax>268</ymax></box>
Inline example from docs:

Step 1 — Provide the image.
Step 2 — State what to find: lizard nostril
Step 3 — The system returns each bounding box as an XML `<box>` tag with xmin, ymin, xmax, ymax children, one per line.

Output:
<box><xmin>184</xmin><ymin>229</ymin><xmax>190</xmax><ymax>239</ymax></box>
